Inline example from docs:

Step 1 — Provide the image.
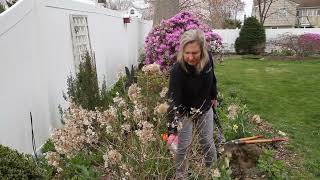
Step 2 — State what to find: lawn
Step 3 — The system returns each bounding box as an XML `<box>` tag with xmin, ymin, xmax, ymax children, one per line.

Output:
<box><xmin>216</xmin><ymin>57</ymin><xmax>320</xmax><ymax>179</ymax></box>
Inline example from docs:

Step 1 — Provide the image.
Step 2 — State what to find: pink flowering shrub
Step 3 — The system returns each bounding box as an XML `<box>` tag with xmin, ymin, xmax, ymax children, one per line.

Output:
<box><xmin>269</xmin><ymin>33</ymin><xmax>320</xmax><ymax>57</ymax></box>
<box><xmin>298</xmin><ymin>33</ymin><xmax>320</xmax><ymax>53</ymax></box>
<box><xmin>144</xmin><ymin>11</ymin><xmax>222</xmax><ymax>69</ymax></box>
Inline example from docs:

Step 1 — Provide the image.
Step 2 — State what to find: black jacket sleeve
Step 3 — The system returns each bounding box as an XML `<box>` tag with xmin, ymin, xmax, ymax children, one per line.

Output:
<box><xmin>168</xmin><ymin>63</ymin><xmax>185</xmax><ymax>114</ymax></box>
<box><xmin>209</xmin><ymin>53</ymin><xmax>218</xmax><ymax>99</ymax></box>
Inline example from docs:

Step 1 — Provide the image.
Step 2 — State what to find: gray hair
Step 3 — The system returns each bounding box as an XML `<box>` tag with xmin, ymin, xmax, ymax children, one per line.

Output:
<box><xmin>177</xmin><ymin>29</ymin><xmax>209</xmax><ymax>73</ymax></box>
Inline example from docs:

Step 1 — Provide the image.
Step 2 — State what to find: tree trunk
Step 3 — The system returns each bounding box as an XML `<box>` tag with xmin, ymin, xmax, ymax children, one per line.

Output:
<box><xmin>153</xmin><ymin>0</ymin><xmax>179</xmax><ymax>26</ymax></box>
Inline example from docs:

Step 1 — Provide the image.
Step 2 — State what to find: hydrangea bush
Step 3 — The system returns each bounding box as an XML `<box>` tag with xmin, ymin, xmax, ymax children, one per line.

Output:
<box><xmin>144</xmin><ymin>11</ymin><xmax>222</xmax><ymax>69</ymax></box>
<box><xmin>40</xmin><ymin>63</ymin><xmax>290</xmax><ymax>179</ymax></box>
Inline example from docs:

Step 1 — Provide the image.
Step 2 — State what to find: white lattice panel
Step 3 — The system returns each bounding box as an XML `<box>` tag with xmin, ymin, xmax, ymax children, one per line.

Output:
<box><xmin>70</xmin><ymin>15</ymin><xmax>93</xmax><ymax>70</ymax></box>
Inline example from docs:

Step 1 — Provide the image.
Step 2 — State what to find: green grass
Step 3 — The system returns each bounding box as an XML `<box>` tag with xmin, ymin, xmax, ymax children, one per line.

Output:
<box><xmin>216</xmin><ymin>57</ymin><xmax>320</xmax><ymax>179</ymax></box>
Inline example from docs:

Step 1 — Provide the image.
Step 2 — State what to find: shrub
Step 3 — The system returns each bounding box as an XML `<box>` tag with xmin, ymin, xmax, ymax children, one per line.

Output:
<box><xmin>144</xmin><ymin>11</ymin><xmax>222</xmax><ymax>70</ymax></box>
<box><xmin>41</xmin><ymin>139</ymin><xmax>55</xmax><ymax>154</ymax></box>
<box><xmin>235</xmin><ymin>17</ymin><xmax>266</xmax><ymax>55</ymax></box>
<box><xmin>66</xmin><ymin>51</ymin><xmax>137</xmax><ymax>111</ymax></box>
<box><xmin>0</xmin><ymin>4</ymin><xmax>5</xmax><ymax>14</ymax></box>
<box><xmin>0</xmin><ymin>144</ymin><xmax>45</xmax><ymax>179</ymax></box>
<box><xmin>268</xmin><ymin>33</ymin><xmax>320</xmax><ymax>57</ymax></box>
<box><xmin>46</xmin><ymin>64</ymin><xmax>232</xmax><ymax>179</ymax></box>
<box><xmin>298</xmin><ymin>33</ymin><xmax>320</xmax><ymax>54</ymax></box>
<box><xmin>67</xmin><ymin>52</ymin><xmax>101</xmax><ymax>110</ymax></box>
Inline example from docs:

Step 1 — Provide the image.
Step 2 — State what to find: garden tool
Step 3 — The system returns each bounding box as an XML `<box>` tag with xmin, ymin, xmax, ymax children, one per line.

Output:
<box><xmin>161</xmin><ymin>133</ymin><xmax>178</xmax><ymax>156</ymax></box>
<box><xmin>225</xmin><ymin>135</ymin><xmax>288</xmax><ymax>145</ymax></box>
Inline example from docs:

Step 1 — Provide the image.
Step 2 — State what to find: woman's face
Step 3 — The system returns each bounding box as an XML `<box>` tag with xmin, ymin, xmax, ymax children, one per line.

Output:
<box><xmin>183</xmin><ymin>41</ymin><xmax>201</xmax><ymax>66</ymax></box>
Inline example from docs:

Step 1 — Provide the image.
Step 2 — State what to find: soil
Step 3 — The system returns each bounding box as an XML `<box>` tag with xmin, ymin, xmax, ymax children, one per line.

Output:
<box><xmin>220</xmin><ymin>119</ymin><xmax>298</xmax><ymax>179</ymax></box>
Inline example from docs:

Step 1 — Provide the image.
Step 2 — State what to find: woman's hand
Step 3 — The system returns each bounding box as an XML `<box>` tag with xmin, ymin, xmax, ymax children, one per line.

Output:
<box><xmin>211</xmin><ymin>99</ymin><xmax>218</xmax><ymax>108</ymax></box>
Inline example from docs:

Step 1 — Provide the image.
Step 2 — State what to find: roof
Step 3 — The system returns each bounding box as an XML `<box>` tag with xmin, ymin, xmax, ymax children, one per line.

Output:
<box><xmin>253</xmin><ymin>0</ymin><xmax>320</xmax><ymax>8</ymax></box>
<box><xmin>293</xmin><ymin>0</ymin><xmax>320</xmax><ymax>7</ymax></box>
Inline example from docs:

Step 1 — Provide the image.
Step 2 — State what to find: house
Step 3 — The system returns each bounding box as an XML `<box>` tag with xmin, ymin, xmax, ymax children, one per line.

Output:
<box><xmin>252</xmin><ymin>0</ymin><xmax>320</xmax><ymax>28</ymax></box>
<box><xmin>296</xmin><ymin>0</ymin><xmax>320</xmax><ymax>27</ymax></box>
<box><xmin>125</xmin><ymin>7</ymin><xmax>142</xmax><ymax>19</ymax></box>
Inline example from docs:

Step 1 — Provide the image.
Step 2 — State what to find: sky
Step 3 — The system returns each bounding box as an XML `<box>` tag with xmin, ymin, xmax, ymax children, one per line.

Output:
<box><xmin>243</xmin><ymin>0</ymin><xmax>254</xmax><ymax>19</ymax></box>
<box><xmin>132</xmin><ymin>0</ymin><xmax>254</xmax><ymax>21</ymax></box>
<box><xmin>75</xmin><ymin>0</ymin><xmax>254</xmax><ymax>20</ymax></box>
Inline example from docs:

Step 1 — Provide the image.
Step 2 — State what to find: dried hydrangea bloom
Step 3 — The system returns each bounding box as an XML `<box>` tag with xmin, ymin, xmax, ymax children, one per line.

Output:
<box><xmin>227</xmin><ymin>104</ymin><xmax>239</xmax><ymax>120</ymax></box>
<box><xmin>128</xmin><ymin>84</ymin><xmax>141</xmax><ymax>102</ymax></box>
<box><xmin>104</xmin><ymin>149</ymin><xmax>122</xmax><ymax>167</ymax></box>
<box><xmin>159</xmin><ymin>87</ymin><xmax>168</xmax><ymax>98</ymax></box>
<box><xmin>122</xmin><ymin>109</ymin><xmax>130</xmax><ymax>120</ymax></box>
<box><xmin>113</xmin><ymin>95</ymin><xmax>126</xmax><ymax>108</ymax></box>
<box><xmin>251</xmin><ymin>114</ymin><xmax>262</xmax><ymax>124</ymax></box>
<box><xmin>141</xmin><ymin>63</ymin><xmax>161</xmax><ymax>75</ymax></box>
<box><xmin>46</xmin><ymin>151</ymin><xmax>61</xmax><ymax>169</ymax></box>
<box><xmin>133</xmin><ymin>104</ymin><xmax>145</xmax><ymax>122</ymax></box>
<box><xmin>190</xmin><ymin>107</ymin><xmax>202</xmax><ymax>115</ymax></box>
<box><xmin>154</xmin><ymin>102</ymin><xmax>169</xmax><ymax>115</ymax></box>
<box><xmin>135</xmin><ymin>121</ymin><xmax>156</xmax><ymax>144</ymax></box>
<box><xmin>121</xmin><ymin>123</ymin><xmax>131</xmax><ymax>134</ymax></box>
<box><xmin>50</xmin><ymin>103</ymin><xmax>100</xmax><ymax>157</ymax></box>
<box><xmin>211</xmin><ymin>168</ymin><xmax>221</xmax><ymax>178</ymax></box>
<box><xmin>98</xmin><ymin>106</ymin><xmax>117</xmax><ymax>127</ymax></box>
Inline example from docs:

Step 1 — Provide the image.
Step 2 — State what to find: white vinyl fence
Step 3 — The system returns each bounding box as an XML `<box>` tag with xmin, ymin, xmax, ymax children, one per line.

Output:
<box><xmin>215</xmin><ymin>28</ymin><xmax>320</xmax><ymax>53</ymax></box>
<box><xmin>0</xmin><ymin>0</ymin><xmax>152</xmax><ymax>153</ymax></box>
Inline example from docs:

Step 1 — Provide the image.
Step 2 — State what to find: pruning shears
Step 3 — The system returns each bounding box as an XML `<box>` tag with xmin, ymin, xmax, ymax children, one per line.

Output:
<box><xmin>225</xmin><ymin>135</ymin><xmax>288</xmax><ymax>145</ymax></box>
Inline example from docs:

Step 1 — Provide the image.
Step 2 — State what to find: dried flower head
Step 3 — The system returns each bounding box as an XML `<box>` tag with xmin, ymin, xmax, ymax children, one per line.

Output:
<box><xmin>154</xmin><ymin>102</ymin><xmax>169</xmax><ymax>115</ymax></box>
<box><xmin>46</xmin><ymin>151</ymin><xmax>61</xmax><ymax>170</ymax></box>
<box><xmin>121</xmin><ymin>123</ymin><xmax>131</xmax><ymax>134</ymax></box>
<box><xmin>278</xmin><ymin>130</ymin><xmax>287</xmax><ymax>137</ymax></box>
<box><xmin>128</xmin><ymin>84</ymin><xmax>141</xmax><ymax>102</ymax></box>
<box><xmin>160</xmin><ymin>87</ymin><xmax>168</xmax><ymax>98</ymax></box>
<box><xmin>51</xmin><ymin>104</ymin><xmax>99</xmax><ymax>157</ymax></box>
<box><xmin>135</xmin><ymin>121</ymin><xmax>156</xmax><ymax>144</ymax></box>
<box><xmin>211</xmin><ymin>168</ymin><xmax>221</xmax><ymax>178</ymax></box>
<box><xmin>190</xmin><ymin>107</ymin><xmax>202</xmax><ymax>115</ymax></box>
<box><xmin>227</xmin><ymin>104</ymin><xmax>239</xmax><ymax>120</ymax></box>
<box><xmin>104</xmin><ymin>149</ymin><xmax>122</xmax><ymax>167</ymax></box>
<box><xmin>251</xmin><ymin>114</ymin><xmax>262</xmax><ymax>124</ymax></box>
<box><xmin>141</xmin><ymin>63</ymin><xmax>161</xmax><ymax>75</ymax></box>
<box><xmin>113</xmin><ymin>95</ymin><xmax>126</xmax><ymax>108</ymax></box>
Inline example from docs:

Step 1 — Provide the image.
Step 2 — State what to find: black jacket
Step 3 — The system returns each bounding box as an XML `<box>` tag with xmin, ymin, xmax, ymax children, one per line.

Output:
<box><xmin>168</xmin><ymin>55</ymin><xmax>217</xmax><ymax>116</ymax></box>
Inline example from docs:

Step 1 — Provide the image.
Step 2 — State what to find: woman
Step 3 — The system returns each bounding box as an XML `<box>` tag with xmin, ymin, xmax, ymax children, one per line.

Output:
<box><xmin>168</xmin><ymin>29</ymin><xmax>218</xmax><ymax>179</ymax></box>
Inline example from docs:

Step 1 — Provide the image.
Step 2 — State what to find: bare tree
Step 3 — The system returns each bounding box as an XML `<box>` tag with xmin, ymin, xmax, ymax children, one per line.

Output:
<box><xmin>255</xmin><ymin>0</ymin><xmax>278</xmax><ymax>25</ymax></box>
<box><xmin>100</xmin><ymin>0</ymin><xmax>131</xmax><ymax>10</ymax></box>
<box><xmin>145</xmin><ymin>0</ymin><xmax>244</xmax><ymax>27</ymax></box>
<box><xmin>205</xmin><ymin>0</ymin><xmax>244</xmax><ymax>28</ymax></box>
<box><xmin>149</xmin><ymin>0</ymin><xmax>179</xmax><ymax>26</ymax></box>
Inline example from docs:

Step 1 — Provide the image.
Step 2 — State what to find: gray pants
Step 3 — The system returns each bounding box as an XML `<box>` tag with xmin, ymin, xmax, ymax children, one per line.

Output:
<box><xmin>175</xmin><ymin>108</ymin><xmax>217</xmax><ymax>179</ymax></box>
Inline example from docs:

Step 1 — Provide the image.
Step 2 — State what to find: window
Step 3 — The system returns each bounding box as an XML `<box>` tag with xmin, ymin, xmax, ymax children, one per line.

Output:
<box><xmin>302</xmin><ymin>9</ymin><xmax>307</xmax><ymax>16</ymax></box>
<box><xmin>130</xmin><ymin>9</ymin><xmax>135</xmax><ymax>14</ymax></box>
<box><xmin>317</xmin><ymin>9</ymin><xmax>320</xmax><ymax>16</ymax></box>
<box><xmin>70</xmin><ymin>15</ymin><xmax>93</xmax><ymax>70</ymax></box>
<box><xmin>307</xmin><ymin>9</ymin><xmax>315</xmax><ymax>16</ymax></box>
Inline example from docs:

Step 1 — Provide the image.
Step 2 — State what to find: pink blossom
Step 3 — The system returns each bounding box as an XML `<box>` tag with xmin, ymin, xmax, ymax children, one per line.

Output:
<box><xmin>144</xmin><ymin>11</ymin><xmax>222</xmax><ymax>70</ymax></box>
